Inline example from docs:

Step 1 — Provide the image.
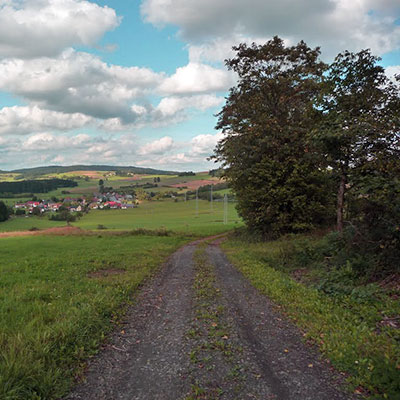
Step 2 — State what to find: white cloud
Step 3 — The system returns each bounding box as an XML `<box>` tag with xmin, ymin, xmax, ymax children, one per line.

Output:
<box><xmin>138</xmin><ymin>136</ymin><xmax>174</xmax><ymax>155</ymax></box>
<box><xmin>22</xmin><ymin>132</ymin><xmax>91</xmax><ymax>150</ymax></box>
<box><xmin>142</xmin><ymin>0</ymin><xmax>400</xmax><ymax>59</ymax></box>
<box><xmin>0</xmin><ymin>132</ymin><xmax>141</xmax><ymax>167</ymax></box>
<box><xmin>187</xmin><ymin>34</ymin><xmax>272</xmax><ymax>64</ymax></box>
<box><xmin>0</xmin><ymin>0</ymin><xmax>120</xmax><ymax>59</ymax></box>
<box><xmin>0</xmin><ymin>106</ymin><xmax>92</xmax><ymax>135</ymax></box>
<box><xmin>0</xmin><ymin>49</ymin><xmax>164</xmax><ymax>123</ymax></box>
<box><xmin>189</xmin><ymin>132</ymin><xmax>224</xmax><ymax>157</ymax></box>
<box><xmin>137</xmin><ymin>152</ymin><xmax>191</xmax><ymax>167</ymax></box>
<box><xmin>50</xmin><ymin>155</ymin><xmax>65</xmax><ymax>164</ymax></box>
<box><xmin>156</xmin><ymin>94</ymin><xmax>223</xmax><ymax>118</ymax></box>
<box><xmin>386</xmin><ymin>65</ymin><xmax>400</xmax><ymax>82</ymax></box>
<box><xmin>159</xmin><ymin>62</ymin><xmax>234</xmax><ymax>95</ymax></box>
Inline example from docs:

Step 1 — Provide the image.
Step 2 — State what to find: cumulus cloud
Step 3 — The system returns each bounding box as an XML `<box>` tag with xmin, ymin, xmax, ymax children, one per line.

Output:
<box><xmin>0</xmin><ymin>49</ymin><xmax>164</xmax><ymax>123</ymax></box>
<box><xmin>0</xmin><ymin>106</ymin><xmax>92</xmax><ymax>135</ymax></box>
<box><xmin>158</xmin><ymin>62</ymin><xmax>234</xmax><ymax>95</ymax></box>
<box><xmin>189</xmin><ymin>132</ymin><xmax>224</xmax><ymax>157</ymax></box>
<box><xmin>22</xmin><ymin>132</ymin><xmax>90</xmax><ymax>150</ymax></box>
<box><xmin>142</xmin><ymin>0</ymin><xmax>400</xmax><ymax>58</ymax></box>
<box><xmin>138</xmin><ymin>136</ymin><xmax>174</xmax><ymax>155</ymax></box>
<box><xmin>0</xmin><ymin>0</ymin><xmax>120</xmax><ymax>59</ymax></box>
<box><xmin>0</xmin><ymin>129</ymin><xmax>225</xmax><ymax>170</ymax></box>
<box><xmin>137</xmin><ymin>152</ymin><xmax>191</xmax><ymax>167</ymax></box>
<box><xmin>0</xmin><ymin>132</ymin><xmax>141</xmax><ymax>168</ymax></box>
<box><xmin>156</xmin><ymin>94</ymin><xmax>223</xmax><ymax>118</ymax></box>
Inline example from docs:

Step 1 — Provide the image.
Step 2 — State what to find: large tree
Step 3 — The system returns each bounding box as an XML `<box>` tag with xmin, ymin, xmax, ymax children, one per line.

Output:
<box><xmin>213</xmin><ymin>37</ymin><xmax>333</xmax><ymax>236</ymax></box>
<box><xmin>316</xmin><ymin>49</ymin><xmax>400</xmax><ymax>233</ymax></box>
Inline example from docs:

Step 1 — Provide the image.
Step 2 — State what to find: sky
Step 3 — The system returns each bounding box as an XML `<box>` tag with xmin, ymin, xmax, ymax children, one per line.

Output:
<box><xmin>0</xmin><ymin>0</ymin><xmax>399</xmax><ymax>172</ymax></box>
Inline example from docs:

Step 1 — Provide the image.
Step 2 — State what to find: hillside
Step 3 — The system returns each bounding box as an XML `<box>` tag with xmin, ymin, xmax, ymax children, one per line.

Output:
<box><xmin>9</xmin><ymin>165</ymin><xmax>179</xmax><ymax>177</ymax></box>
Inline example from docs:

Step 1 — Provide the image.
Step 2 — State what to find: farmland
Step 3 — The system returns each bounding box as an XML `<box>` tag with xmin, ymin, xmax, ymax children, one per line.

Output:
<box><xmin>0</xmin><ymin>168</ymin><xmax>240</xmax><ymax>399</ymax></box>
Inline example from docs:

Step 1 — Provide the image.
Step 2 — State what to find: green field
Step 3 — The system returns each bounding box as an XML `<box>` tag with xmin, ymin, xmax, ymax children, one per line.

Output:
<box><xmin>75</xmin><ymin>199</ymin><xmax>241</xmax><ymax>235</ymax></box>
<box><xmin>0</xmin><ymin>234</ymin><xmax>188</xmax><ymax>399</ymax></box>
<box><xmin>0</xmin><ymin>216</ymin><xmax>65</xmax><ymax>232</ymax></box>
<box><xmin>0</xmin><ymin>199</ymin><xmax>242</xmax><ymax>235</ymax></box>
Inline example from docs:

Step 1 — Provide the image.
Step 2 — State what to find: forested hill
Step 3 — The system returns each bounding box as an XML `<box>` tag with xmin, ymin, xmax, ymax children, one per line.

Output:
<box><xmin>0</xmin><ymin>179</ymin><xmax>77</xmax><ymax>194</ymax></box>
<box><xmin>9</xmin><ymin>165</ymin><xmax>178</xmax><ymax>176</ymax></box>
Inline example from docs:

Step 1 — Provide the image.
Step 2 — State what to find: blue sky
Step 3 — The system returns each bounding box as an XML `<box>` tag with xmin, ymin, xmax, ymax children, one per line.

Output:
<box><xmin>0</xmin><ymin>0</ymin><xmax>399</xmax><ymax>171</ymax></box>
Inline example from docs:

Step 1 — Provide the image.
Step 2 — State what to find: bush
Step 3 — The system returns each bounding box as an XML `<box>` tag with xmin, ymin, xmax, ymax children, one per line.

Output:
<box><xmin>0</xmin><ymin>201</ymin><xmax>11</xmax><ymax>222</ymax></box>
<box><xmin>49</xmin><ymin>211</ymin><xmax>76</xmax><ymax>222</ymax></box>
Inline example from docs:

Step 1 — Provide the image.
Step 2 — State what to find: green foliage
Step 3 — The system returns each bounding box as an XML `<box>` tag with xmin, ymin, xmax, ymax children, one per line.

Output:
<box><xmin>178</xmin><ymin>171</ymin><xmax>196</xmax><ymax>176</ymax></box>
<box><xmin>49</xmin><ymin>211</ymin><xmax>76</xmax><ymax>222</ymax></box>
<box><xmin>216</xmin><ymin>41</ymin><xmax>400</xmax><ymax>272</ymax></box>
<box><xmin>0</xmin><ymin>178</ymin><xmax>77</xmax><ymax>194</ymax></box>
<box><xmin>213</xmin><ymin>37</ymin><xmax>334</xmax><ymax>237</ymax></box>
<box><xmin>222</xmin><ymin>236</ymin><xmax>400</xmax><ymax>398</ymax></box>
<box><xmin>0</xmin><ymin>201</ymin><xmax>11</xmax><ymax>222</ymax></box>
<box><xmin>315</xmin><ymin>49</ymin><xmax>400</xmax><ymax>236</ymax></box>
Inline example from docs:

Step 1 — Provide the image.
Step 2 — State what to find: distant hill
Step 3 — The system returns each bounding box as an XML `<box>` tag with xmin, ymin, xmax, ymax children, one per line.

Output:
<box><xmin>9</xmin><ymin>165</ymin><xmax>179</xmax><ymax>177</ymax></box>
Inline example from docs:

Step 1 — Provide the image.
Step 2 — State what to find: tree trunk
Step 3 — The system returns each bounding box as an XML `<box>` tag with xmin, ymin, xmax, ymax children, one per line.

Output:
<box><xmin>337</xmin><ymin>173</ymin><xmax>346</xmax><ymax>233</ymax></box>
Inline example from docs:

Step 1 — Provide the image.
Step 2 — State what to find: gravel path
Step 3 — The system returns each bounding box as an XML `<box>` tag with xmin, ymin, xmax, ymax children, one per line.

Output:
<box><xmin>66</xmin><ymin>239</ymin><xmax>354</xmax><ymax>400</ymax></box>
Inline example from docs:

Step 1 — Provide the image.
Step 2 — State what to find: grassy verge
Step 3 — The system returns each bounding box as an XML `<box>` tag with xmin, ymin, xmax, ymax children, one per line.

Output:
<box><xmin>221</xmin><ymin>235</ymin><xmax>400</xmax><ymax>399</ymax></box>
<box><xmin>0</xmin><ymin>233</ymin><xmax>188</xmax><ymax>399</ymax></box>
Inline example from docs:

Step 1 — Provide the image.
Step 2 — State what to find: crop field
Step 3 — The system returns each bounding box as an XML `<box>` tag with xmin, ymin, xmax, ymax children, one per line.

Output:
<box><xmin>0</xmin><ymin>173</ymin><xmax>20</xmax><ymax>182</ymax></box>
<box><xmin>0</xmin><ymin>171</ymin><xmax>226</xmax><ymax>202</ymax></box>
<box><xmin>0</xmin><ymin>233</ymin><xmax>189</xmax><ymax>399</ymax></box>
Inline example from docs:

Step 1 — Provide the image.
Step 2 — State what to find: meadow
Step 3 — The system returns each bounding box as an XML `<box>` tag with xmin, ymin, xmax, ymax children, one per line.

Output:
<box><xmin>0</xmin><ymin>199</ymin><xmax>242</xmax><ymax>235</ymax></box>
<box><xmin>75</xmin><ymin>199</ymin><xmax>241</xmax><ymax>235</ymax></box>
<box><xmin>0</xmin><ymin>233</ymin><xmax>189</xmax><ymax>399</ymax></box>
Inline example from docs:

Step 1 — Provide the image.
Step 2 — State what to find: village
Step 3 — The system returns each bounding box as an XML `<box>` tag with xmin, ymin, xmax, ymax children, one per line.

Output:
<box><xmin>12</xmin><ymin>192</ymin><xmax>137</xmax><ymax>215</ymax></box>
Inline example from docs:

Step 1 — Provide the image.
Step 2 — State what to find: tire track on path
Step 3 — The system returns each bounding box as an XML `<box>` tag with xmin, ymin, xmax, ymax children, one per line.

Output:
<box><xmin>206</xmin><ymin>241</ymin><xmax>354</xmax><ymax>400</ymax></box>
<box><xmin>67</xmin><ymin>239</ymin><xmax>354</xmax><ymax>400</ymax></box>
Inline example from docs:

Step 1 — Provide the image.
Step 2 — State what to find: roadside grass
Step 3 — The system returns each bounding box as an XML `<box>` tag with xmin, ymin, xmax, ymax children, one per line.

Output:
<box><xmin>221</xmin><ymin>235</ymin><xmax>400</xmax><ymax>399</ymax></box>
<box><xmin>0</xmin><ymin>234</ymin><xmax>188</xmax><ymax>399</ymax></box>
<box><xmin>74</xmin><ymin>200</ymin><xmax>242</xmax><ymax>236</ymax></box>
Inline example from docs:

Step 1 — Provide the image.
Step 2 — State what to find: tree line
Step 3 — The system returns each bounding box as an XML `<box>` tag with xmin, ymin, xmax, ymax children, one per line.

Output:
<box><xmin>0</xmin><ymin>179</ymin><xmax>78</xmax><ymax>195</ymax></box>
<box><xmin>213</xmin><ymin>37</ymin><xmax>400</xmax><ymax>274</ymax></box>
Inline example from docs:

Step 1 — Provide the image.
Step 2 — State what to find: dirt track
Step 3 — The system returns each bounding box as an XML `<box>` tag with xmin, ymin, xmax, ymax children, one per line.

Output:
<box><xmin>66</xmin><ymin>239</ymin><xmax>353</xmax><ymax>400</ymax></box>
